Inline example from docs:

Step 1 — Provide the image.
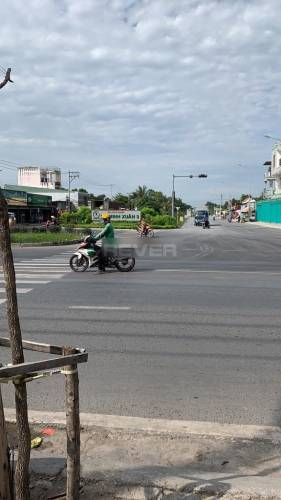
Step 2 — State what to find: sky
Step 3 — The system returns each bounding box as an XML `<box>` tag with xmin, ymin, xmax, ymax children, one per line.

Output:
<box><xmin>0</xmin><ymin>0</ymin><xmax>281</xmax><ymax>206</ymax></box>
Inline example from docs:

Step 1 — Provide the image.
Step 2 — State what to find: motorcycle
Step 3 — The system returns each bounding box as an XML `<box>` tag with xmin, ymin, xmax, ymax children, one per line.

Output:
<box><xmin>202</xmin><ymin>218</ymin><xmax>210</xmax><ymax>229</ymax></box>
<box><xmin>137</xmin><ymin>227</ymin><xmax>154</xmax><ymax>238</ymax></box>
<box><xmin>69</xmin><ymin>237</ymin><xmax>135</xmax><ymax>273</ymax></box>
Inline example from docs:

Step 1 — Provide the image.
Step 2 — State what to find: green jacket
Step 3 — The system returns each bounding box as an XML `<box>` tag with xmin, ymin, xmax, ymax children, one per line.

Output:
<box><xmin>94</xmin><ymin>222</ymin><xmax>115</xmax><ymax>245</ymax></box>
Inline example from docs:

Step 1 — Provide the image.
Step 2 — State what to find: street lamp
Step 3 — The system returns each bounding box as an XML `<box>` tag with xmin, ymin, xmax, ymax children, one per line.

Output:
<box><xmin>171</xmin><ymin>173</ymin><xmax>207</xmax><ymax>217</ymax></box>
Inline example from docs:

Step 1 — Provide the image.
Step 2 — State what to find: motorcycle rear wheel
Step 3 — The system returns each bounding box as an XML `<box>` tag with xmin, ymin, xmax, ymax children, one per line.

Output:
<box><xmin>115</xmin><ymin>257</ymin><xmax>135</xmax><ymax>272</ymax></box>
<box><xmin>69</xmin><ymin>254</ymin><xmax>89</xmax><ymax>272</ymax></box>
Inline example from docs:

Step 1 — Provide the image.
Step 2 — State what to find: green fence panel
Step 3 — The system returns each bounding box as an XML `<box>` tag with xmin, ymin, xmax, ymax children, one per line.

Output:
<box><xmin>256</xmin><ymin>199</ymin><xmax>281</xmax><ymax>223</ymax></box>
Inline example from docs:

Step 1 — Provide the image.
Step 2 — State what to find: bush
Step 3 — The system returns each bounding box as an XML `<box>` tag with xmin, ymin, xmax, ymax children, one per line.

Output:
<box><xmin>141</xmin><ymin>207</ymin><xmax>157</xmax><ymax>219</ymax></box>
<box><xmin>150</xmin><ymin>215</ymin><xmax>177</xmax><ymax>228</ymax></box>
<box><xmin>76</xmin><ymin>206</ymin><xmax>92</xmax><ymax>224</ymax></box>
<box><xmin>48</xmin><ymin>225</ymin><xmax>62</xmax><ymax>232</ymax></box>
<box><xmin>32</xmin><ymin>226</ymin><xmax>46</xmax><ymax>233</ymax></box>
<box><xmin>59</xmin><ymin>211</ymin><xmax>78</xmax><ymax>225</ymax></box>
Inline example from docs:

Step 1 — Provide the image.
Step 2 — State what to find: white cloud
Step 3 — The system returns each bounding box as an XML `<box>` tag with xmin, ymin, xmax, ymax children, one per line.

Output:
<box><xmin>0</xmin><ymin>0</ymin><xmax>281</xmax><ymax>203</ymax></box>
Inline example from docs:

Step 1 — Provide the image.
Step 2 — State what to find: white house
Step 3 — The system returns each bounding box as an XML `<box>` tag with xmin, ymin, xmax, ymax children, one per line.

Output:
<box><xmin>18</xmin><ymin>167</ymin><xmax>61</xmax><ymax>190</ymax></box>
<box><xmin>264</xmin><ymin>143</ymin><xmax>281</xmax><ymax>198</ymax></box>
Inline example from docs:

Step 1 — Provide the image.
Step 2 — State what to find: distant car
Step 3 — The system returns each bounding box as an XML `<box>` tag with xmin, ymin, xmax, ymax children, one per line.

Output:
<box><xmin>8</xmin><ymin>212</ymin><xmax>16</xmax><ymax>226</ymax></box>
<box><xmin>194</xmin><ymin>210</ymin><xmax>209</xmax><ymax>226</ymax></box>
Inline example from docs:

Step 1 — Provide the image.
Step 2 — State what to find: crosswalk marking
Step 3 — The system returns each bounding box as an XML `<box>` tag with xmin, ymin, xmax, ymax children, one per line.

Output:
<box><xmin>0</xmin><ymin>252</ymin><xmax>72</xmax><ymax>305</ymax></box>
<box><xmin>14</xmin><ymin>263</ymin><xmax>68</xmax><ymax>266</ymax></box>
<box><xmin>2</xmin><ymin>274</ymin><xmax>64</xmax><ymax>279</ymax></box>
<box><xmin>0</xmin><ymin>280</ymin><xmax>51</xmax><ymax>284</ymax></box>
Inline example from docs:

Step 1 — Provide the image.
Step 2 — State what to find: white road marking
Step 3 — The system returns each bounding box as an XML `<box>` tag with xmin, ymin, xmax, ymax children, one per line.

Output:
<box><xmin>7</xmin><ymin>274</ymin><xmax>63</xmax><ymax>279</ymax></box>
<box><xmin>19</xmin><ymin>259</ymin><xmax>67</xmax><ymax>263</ymax></box>
<box><xmin>0</xmin><ymin>280</ymin><xmax>50</xmax><ymax>284</ymax></box>
<box><xmin>69</xmin><ymin>306</ymin><xmax>131</xmax><ymax>310</ymax></box>
<box><xmin>13</xmin><ymin>267</ymin><xmax>70</xmax><ymax>271</ymax></box>
<box><xmin>0</xmin><ymin>269</ymin><xmax>70</xmax><ymax>274</ymax></box>
<box><xmin>0</xmin><ymin>288</ymin><xmax>32</xmax><ymax>294</ymax></box>
<box><xmin>153</xmin><ymin>269</ymin><xmax>281</xmax><ymax>275</ymax></box>
<box><xmin>14</xmin><ymin>263</ymin><xmax>68</xmax><ymax>266</ymax></box>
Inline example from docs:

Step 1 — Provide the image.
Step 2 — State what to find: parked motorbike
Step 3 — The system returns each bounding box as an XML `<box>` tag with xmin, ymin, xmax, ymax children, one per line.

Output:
<box><xmin>69</xmin><ymin>237</ymin><xmax>135</xmax><ymax>272</ymax></box>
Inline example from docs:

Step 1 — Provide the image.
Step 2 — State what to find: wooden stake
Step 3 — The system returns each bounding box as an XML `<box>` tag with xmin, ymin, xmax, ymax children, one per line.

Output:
<box><xmin>0</xmin><ymin>387</ymin><xmax>11</xmax><ymax>500</ymax></box>
<box><xmin>63</xmin><ymin>347</ymin><xmax>80</xmax><ymax>500</ymax></box>
<box><xmin>0</xmin><ymin>189</ymin><xmax>30</xmax><ymax>500</ymax></box>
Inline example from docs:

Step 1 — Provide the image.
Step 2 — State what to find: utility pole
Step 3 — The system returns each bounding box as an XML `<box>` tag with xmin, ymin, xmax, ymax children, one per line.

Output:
<box><xmin>220</xmin><ymin>193</ymin><xmax>223</xmax><ymax>217</ymax></box>
<box><xmin>171</xmin><ymin>174</ymin><xmax>208</xmax><ymax>217</ymax></box>
<box><xmin>68</xmin><ymin>171</ymin><xmax>79</xmax><ymax>211</ymax></box>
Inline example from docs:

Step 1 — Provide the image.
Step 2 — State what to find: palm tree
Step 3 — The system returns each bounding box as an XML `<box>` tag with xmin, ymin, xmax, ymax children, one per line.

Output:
<box><xmin>130</xmin><ymin>185</ymin><xmax>149</xmax><ymax>209</ymax></box>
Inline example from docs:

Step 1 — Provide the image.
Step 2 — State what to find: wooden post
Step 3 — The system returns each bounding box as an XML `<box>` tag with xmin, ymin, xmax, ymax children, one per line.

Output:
<box><xmin>0</xmin><ymin>388</ymin><xmax>11</xmax><ymax>500</ymax></box>
<box><xmin>64</xmin><ymin>347</ymin><xmax>80</xmax><ymax>500</ymax></box>
<box><xmin>0</xmin><ymin>189</ymin><xmax>30</xmax><ymax>500</ymax></box>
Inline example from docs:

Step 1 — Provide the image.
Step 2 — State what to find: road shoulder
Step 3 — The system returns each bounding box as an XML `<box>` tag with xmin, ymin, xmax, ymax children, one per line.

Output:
<box><xmin>5</xmin><ymin>409</ymin><xmax>281</xmax><ymax>499</ymax></box>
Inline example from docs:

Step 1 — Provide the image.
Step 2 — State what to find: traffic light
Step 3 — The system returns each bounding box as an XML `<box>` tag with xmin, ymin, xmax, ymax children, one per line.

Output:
<box><xmin>198</xmin><ymin>174</ymin><xmax>208</xmax><ymax>178</ymax></box>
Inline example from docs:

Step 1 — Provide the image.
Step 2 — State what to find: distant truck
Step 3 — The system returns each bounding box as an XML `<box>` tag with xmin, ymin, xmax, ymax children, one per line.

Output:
<box><xmin>194</xmin><ymin>210</ymin><xmax>209</xmax><ymax>226</ymax></box>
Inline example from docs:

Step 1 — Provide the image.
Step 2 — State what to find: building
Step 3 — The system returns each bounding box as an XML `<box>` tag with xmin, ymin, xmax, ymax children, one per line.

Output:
<box><xmin>240</xmin><ymin>197</ymin><xmax>256</xmax><ymax>221</ymax></box>
<box><xmin>4</xmin><ymin>185</ymin><xmax>89</xmax><ymax>211</ymax></box>
<box><xmin>18</xmin><ymin>167</ymin><xmax>61</xmax><ymax>190</ymax></box>
<box><xmin>3</xmin><ymin>188</ymin><xmax>52</xmax><ymax>223</ymax></box>
<box><xmin>263</xmin><ymin>142</ymin><xmax>281</xmax><ymax>198</ymax></box>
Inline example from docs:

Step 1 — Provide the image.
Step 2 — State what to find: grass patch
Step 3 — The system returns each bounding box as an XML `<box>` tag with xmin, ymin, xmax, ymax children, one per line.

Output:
<box><xmin>11</xmin><ymin>231</ymin><xmax>80</xmax><ymax>244</ymax></box>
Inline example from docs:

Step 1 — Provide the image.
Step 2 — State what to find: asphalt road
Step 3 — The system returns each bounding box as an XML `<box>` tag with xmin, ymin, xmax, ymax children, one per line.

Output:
<box><xmin>1</xmin><ymin>220</ymin><xmax>281</xmax><ymax>426</ymax></box>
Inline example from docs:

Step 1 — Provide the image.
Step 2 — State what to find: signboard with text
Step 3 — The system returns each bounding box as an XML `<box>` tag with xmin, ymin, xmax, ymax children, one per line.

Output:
<box><xmin>3</xmin><ymin>189</ymin><xmax>27</xmax><ymax>207</ymax></box>
<box><xmin>92</xmin><ymin>210</ymin><xmax>141</xmax><ymax>222</ymax></box>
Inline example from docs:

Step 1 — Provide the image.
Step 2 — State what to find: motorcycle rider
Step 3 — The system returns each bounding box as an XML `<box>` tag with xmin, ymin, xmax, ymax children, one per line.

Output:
<box><xmin>91</xmin><ymin>212</ymin><xmax>115</xmax><ymax>273</ymax></box>
<box><xmin>203</xmin><ymin>214</ymin><xmax>210</xmax><ymax>229</ymax></box>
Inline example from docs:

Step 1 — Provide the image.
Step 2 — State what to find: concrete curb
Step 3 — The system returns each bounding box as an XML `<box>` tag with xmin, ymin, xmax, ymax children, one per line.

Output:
<box><xmin>251</xmin><ymin>222</ymin><xmax>281</xmax><ymax>230</ymax></box>
<box><xmin>4</xmin><ymin>409</ymin><xmax>281</xmax><ymax>442</ymax></box>
<box><xmin>12</xmin><ymin>239</ymin><xmax>80</xmax><ymax>247</ymax></box>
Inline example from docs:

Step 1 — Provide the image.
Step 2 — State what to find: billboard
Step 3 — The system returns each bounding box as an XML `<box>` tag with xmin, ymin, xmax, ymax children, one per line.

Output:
<box><xmin>27</xmin><ymin>193</ymin><xmax>52</xmax><ymax>207</ymax></box>
<box><xmin>3</xmin><ymin>189</ymin><xmax>27</xmax><ymax>206</ymax></box>
<box><xmin>92</xmin><ymin>210</ymin><xmax>141</xmax><ymax>221</ymax></box>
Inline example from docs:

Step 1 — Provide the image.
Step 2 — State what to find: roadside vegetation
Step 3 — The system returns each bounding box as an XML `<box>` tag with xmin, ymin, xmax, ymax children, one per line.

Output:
<box><xmin>59</xmin><ymin>185</ymin><xmax>189</xmax><ymax>229</ymax></box>
<box><xmin>10</xmin><ymin>230</ymin><xmax>80</xmax><ymax>244</ymax></box>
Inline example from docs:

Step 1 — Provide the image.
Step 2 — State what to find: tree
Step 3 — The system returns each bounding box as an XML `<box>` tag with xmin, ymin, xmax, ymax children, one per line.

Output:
<box><xmin>0</xmin><ymin>68</ymin><xmax>30</xmax><ymax>500</ymax></box>
<box><xmin>130</xmin><ymin>185</ymin><xmax>149</xmax><ymax>209</ymax></box>
<box><xmin>205</xmin><ymin>201</ymin><xmax>218</xmax><ymax>215</ymax></box>
<box><xmin>113</xmin><ymin>193</ymin><xmax>129</xmax><ymax>207</ymax></box>
<box><xmin>0</xmin><ymin>189</ymin><xmax>30</xmax><ymax>500</ymax></box>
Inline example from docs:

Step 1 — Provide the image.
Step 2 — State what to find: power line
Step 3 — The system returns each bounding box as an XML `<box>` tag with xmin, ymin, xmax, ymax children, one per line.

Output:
<box><xmin>0</xmin><ymin>163</ymin><xmax>18</xmax><ymax>172</ymax></box>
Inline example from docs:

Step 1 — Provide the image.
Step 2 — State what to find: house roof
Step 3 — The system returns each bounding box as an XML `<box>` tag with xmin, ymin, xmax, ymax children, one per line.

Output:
<box><xmin>4</xmin><ymin>184</ymin><xmax>68</xmax><ymax>194</ymax></box>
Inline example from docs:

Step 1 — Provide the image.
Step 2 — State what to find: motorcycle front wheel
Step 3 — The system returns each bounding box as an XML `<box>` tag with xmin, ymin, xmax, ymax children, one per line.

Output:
<box><xmin>115</xmin><ymin>257</ymin><xmax>135</xmax><ymax>272</ymax></box>
<box><xmin>69</xmin><ymin>254</ymin><xmax>89</xmax><ymax>272</ymax></box>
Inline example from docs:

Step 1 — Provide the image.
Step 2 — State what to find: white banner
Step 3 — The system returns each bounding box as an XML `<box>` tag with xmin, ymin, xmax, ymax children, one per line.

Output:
<box><xmin>92</xmin><ymin>210</ymin><xmax>141</xmax><ymax>221</ymax></box>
